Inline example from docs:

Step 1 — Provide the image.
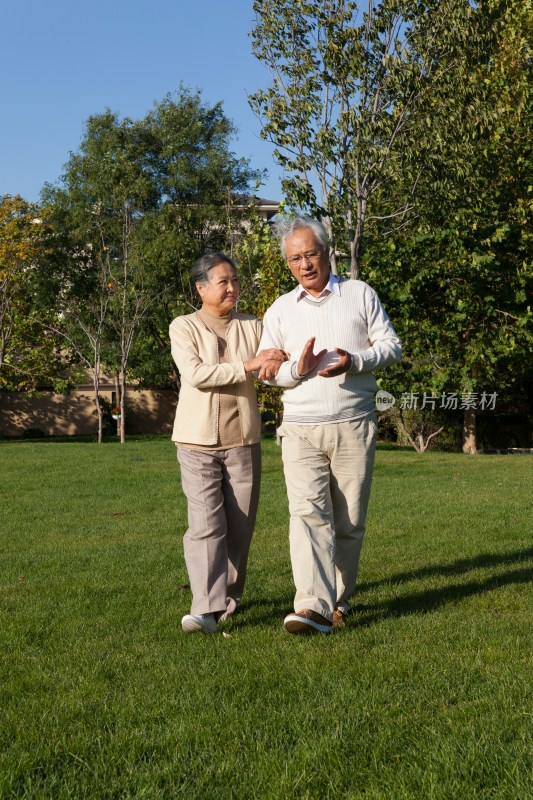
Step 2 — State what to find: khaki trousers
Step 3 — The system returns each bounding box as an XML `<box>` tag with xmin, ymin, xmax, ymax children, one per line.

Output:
<box><xmin>177</xmin><ymin>444</ymin><xmax>261</xmax><ymax>617</ymax></box>
<box><xmin>278</xmin><ymin>416</ymin><xmax>377</xmax><ymax>620</ymax></box>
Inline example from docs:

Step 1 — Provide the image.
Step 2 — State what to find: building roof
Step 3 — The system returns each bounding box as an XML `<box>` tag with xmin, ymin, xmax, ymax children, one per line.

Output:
<box><xmin>232</xmin><ymin>194</ymin><xmax>280</xmax><ymax>208</ymax></box>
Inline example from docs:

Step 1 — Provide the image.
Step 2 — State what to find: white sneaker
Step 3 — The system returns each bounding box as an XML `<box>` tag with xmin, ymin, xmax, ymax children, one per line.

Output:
<box><xmin>181</xmin><ymin>613</ymin><xmax>217</xmax><ymax>634</ymax></box>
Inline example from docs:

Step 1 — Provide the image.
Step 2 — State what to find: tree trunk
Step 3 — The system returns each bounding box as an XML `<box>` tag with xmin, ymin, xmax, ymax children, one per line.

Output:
<box><xmin>322</xmin><ymin>216</ymin><xmax>338</xmax><ymax>275</ymax></box>
<box><xmin>397</xmin><ymin>408</ymin><xmax>444</xmax><ymax>452</ymax></box>
<box><xmin>119</xmin><ymin>368</ymin><xmax>126</xmax><ymax>444</ymax></box>
<box><xmin>114</xmin><ymin>373</ymin><xmax>121</xmax><ymax>438</ymax></box>
<box><xmin>93</xmin><ymin>373</ymin><xmax>103</xmax><ymax>444</ymax></box>
<box><xmin>462</xmin><ymin>407</ymin><xmax>478</xmax><ymax>454</ymax></box>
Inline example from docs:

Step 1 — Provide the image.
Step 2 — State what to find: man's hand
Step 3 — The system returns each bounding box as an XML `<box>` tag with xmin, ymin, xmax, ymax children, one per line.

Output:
<box><xmin>297</xmin><ymin>337</ymin><xmax>328</xmax><ymax>377</ymax></box>
<box><xmin>317</xmin><ymin>347</ymin><xmax>351</xmax><ymax>377</ymax></box>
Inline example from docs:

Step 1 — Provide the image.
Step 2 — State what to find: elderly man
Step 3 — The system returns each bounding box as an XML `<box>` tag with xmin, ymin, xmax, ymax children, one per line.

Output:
<box><xmin>257</xmin><ymin>216</ymin><xmax>401</xmax><ymax>635</ymax></box>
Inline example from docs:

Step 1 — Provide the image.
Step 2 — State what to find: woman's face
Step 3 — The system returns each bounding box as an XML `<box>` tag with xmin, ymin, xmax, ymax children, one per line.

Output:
<box><xmin>197</xmin><ymin>262</ymin><xmax>241</xmax><ymax>317</ymax></box>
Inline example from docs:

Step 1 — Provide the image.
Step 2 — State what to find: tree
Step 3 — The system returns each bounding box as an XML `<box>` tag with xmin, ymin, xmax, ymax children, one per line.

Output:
<box><xmin>40</xmin><ymin>217</ymin><xmax>114</xmax><ymax>444</ymax></box>
<box><xmin>233</xmin><ymin>201</ymin><xmax>295</xmax><ymax>428</ymax></box>
<box><xmin>41</xmin><ymin>87</ymin><xmax>262</xmax><ymax>439</ymax></box>
<box><xmin>250</xmin><ymin>0</ymin><xmax>496</xmax><ymax>277</ymax></box>
<box><xmin>0</xmin><ymin>195</ymin><xmax>65</xmax><ymax>394</ymax></box>
<box><xmin>124</xmin><ymin>89</ymin><xmax>263</xmax><ymax>392</ymax></box>
<box><xmin>366</xmin><ymin>0</ymin><xmax>532</xmax><ymax>453</ymax></box>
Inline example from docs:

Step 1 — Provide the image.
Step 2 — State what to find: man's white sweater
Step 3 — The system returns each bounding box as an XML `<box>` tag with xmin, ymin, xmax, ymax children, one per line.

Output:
<box><xmin>259</xmin><ymin>277</ymin><xmax>401</xmax><ymax>424</ymax></box>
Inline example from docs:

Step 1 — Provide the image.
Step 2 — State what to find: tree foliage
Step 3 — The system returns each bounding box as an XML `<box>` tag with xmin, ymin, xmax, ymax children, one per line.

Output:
<box><xmin>250</xmin><ymin>0</ymin><xmax>499</xmax><ymax>277</ymax></box>
<box><xmin>38</xmin><ymin>87</ymin><xmax>262</xmax><ymax>439</ymax></box>
<box><xmin>0</xmin><ymin>195</ymin><xmax>66</xmax><ymax>392</ymax></box>
<box><xmin>233</xmin><ymin>203</ymin><xmax>295</xmax><ymax>427</ymax></box>
<box><xmin>366</xmin><ymin>0</ymin><xmax>532</xmax><ymax>451</ymax></box>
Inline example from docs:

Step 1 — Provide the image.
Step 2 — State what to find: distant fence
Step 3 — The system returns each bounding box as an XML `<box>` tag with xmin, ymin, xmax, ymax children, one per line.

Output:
<box><xmin>0</xmin><ymin>388</ymin><xmax>177</xmax><ymax>437</ymax></box>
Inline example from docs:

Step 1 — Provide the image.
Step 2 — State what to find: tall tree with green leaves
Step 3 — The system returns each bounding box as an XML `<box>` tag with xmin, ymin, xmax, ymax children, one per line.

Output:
<box><xmin>41</xmin><ymin>87</ymin><xmax>262</xmax><ymax>439</ymax></box>
<box><xmin>0</xmin><ymin>195</ymin><xmax>65</xmax><ymax>396</ymax></box>
<box><xmin>122</xmin><ymin>88</ymin><xmax>263</xmax><ymax>392</ymax></box>
<box><xmin>42</xmin><ymin>109</ymin><xmax>160</xmax><ymax>442</ymax></box>
<box><xmin>40</xmin><ymin>215</ymin><xmax>115</xmax><ymax>444</ymax></box>
<box><xmin>366</xmin><ymin>0</ymin><xmax>532</xmax><ymax>452</ymax></box>
<box><xmin>250</xmin><ymin>0</ymin><xmax>495</xmax><ymax>278</ymax></box>
<box><xmin>233</xmin><ymin>201</ymin><xmax>295</xmax><ymax>428</ymax></box>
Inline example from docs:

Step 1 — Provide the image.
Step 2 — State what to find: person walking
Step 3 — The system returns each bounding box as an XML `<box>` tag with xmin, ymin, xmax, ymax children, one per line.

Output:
<box><xmin>256</xmin><ymin>217</ymin><xmax>402</xmax><ymax>634</ymax></box>
<box><xmin>170</xmin><ymin>251</ymin><xmax>286</xmax><ymax>634</ymax></box>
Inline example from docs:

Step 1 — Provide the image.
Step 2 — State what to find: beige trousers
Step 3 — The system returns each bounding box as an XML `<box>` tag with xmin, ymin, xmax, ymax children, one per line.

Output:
<box><xmin>177</xmin><ymin>444</ymin><xmax>261</xmax><ymax>617</ymax></box>
<box><xmin>278</xmin><ymin>415</ymin><xmax>377</xmax><ymax>620</ymax></box>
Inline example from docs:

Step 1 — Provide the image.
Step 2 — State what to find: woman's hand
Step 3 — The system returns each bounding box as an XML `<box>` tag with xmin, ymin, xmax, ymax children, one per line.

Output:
<box><xmin>244</xmin><ymin>349</ymin><xmax>287</xmax><ymax>374</ymax></box>
<box><xmin>256</xmin><ymin>358</ymin><xmax>286</xmax><ymax>381</ymax></box>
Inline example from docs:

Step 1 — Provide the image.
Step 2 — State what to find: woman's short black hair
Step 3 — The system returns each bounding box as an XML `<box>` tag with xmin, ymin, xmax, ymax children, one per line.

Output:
<box><xmin>190</xmin><ymin>251</ymin><xmax>237</xmax><ymax>300</ymax></box>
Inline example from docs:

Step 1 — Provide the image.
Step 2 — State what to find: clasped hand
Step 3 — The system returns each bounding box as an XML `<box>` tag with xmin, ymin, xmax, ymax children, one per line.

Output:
<box><xmin>245</xmin><ymin>348</ymin><xmax>287</xmax><ymax>381</ymax></box>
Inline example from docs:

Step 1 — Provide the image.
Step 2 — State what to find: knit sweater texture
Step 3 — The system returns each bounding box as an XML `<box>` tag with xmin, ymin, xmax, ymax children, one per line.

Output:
<box><xmin>259</xmin><ymin>278</ymin><xmax>401</xmax><ymax>424</ymax></box>
<box><xmin>169</xmin><ymin>311</ymin><xmax>262</xmax><ymax>446</ymax></box>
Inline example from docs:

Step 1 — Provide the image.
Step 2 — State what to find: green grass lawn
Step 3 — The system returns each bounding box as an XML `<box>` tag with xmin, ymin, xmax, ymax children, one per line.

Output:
<box><xmin>1</xmin><ymin>437</ymin><xmax>531</xmax><ymax>799</ymax></box>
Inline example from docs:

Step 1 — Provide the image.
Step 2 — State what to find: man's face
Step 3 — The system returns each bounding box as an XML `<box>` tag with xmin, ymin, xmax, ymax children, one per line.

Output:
<box><xmin>285</xmin><ymin>228</ymin><xmax>330</xmax><ymax>296</ymax></box>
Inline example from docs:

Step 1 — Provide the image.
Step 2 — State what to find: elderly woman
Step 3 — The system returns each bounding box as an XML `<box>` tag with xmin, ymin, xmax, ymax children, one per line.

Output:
<box><xmin>169</xmin><ymin>251</ymin><xmax>286</xmax><ymax>634</ymax></box>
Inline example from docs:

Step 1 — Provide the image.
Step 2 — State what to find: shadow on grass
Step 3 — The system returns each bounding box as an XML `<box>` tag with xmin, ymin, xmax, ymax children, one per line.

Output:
<box><xmin>237</xmin><ymin>593</ymin><xmax>293</xmax><ymax>622</ymax></box>
<box><xmin>357</xmin><ymin>547</ymin><xmax>533</xmax><ymax>592</ymax></box>
<box><xmin>240</xmin><ymin>547</ymin><xmax>533</xmax><ymax>628</ymax></box>
<box><xmin>354</xmin><ymin>546</ymin><xmax>533</xmax><ymax>626</ymax></box>
<box><xmin>353</xmin><ymin>566</ymin><xmax>532</xmax><ymax>626</ymax></box>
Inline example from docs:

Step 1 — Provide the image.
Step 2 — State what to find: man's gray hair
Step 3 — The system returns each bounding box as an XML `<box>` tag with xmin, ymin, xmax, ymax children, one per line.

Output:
<box><xmin>272</xmin><ymin>215</ymin><xmax>330</xmax><ymax>258</ymax></box>
<box><xmin>190</xmin><ymin>251</ymin><xmax>237</xmax><ymax>299</ymax></box>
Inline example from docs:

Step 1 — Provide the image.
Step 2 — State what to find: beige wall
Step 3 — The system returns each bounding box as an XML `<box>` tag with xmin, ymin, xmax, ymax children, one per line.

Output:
<box><xmin>0</xmin><ymin>389</ymin><xmax>177</xmax><ymax>437</ymax></box>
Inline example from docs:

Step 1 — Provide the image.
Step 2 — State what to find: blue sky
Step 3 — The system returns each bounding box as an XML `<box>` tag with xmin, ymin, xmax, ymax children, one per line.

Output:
<box><xmin>1</xmin><ymin>0</ymin><xmax>283</xmax><ymax>204</ymax></box>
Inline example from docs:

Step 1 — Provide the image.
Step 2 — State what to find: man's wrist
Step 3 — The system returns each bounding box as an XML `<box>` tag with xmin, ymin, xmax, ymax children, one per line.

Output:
<box><xmin>350</xmin><ymin>352</ymin><xmax>363</xmax><ymax>372</ymax></box>
<box><xmin>291</xmin><ymin>362</ymin><xmax>304</xmax><ymax>380</ymax></box>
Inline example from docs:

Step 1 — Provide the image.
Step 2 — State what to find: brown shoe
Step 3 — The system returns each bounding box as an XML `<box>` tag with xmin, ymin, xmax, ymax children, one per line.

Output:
<box><xmin>332</xmin><ymin>609</ymin><xmax>347</xmax><ymax>628</ymax></box>
<box><xmin>284</xmin><ymin>609</ymin><xmax>333</xmax><ymax>635</ymax></box>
